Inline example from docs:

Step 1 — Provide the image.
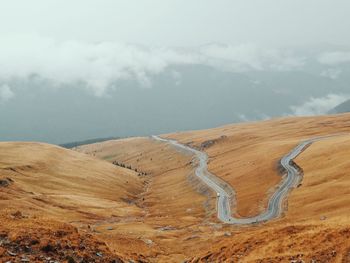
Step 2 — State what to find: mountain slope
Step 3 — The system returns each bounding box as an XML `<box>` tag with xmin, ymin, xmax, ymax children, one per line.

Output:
<box><xmin>2</xmin><ymin>113</ymin><xmax>350</xmax><ymax>261</ymax></box>
<box><xmin>77</xmin><ymin>113</ymin><xmax>350</xmax><ymax>261</ymax></box>
<box><xmin>331</xmin><ymin>98</ymin><xmax>350</xmax><ymax>113</ymax></box>
<box><xmin>166</xmin><ymin>113</ymin><xmax>350</xmax><ymax>218</ymax></box>
<box><xmin>1</xmin><ymin>64</ymin><xmax>349</xmax><ymax>144</ymax></box>
<box><xmin>0</xmin><ymin>142</ymin><xmax>143</xmax><ymax>221</ymax></box>
<box><xmin>0</xmin><ymin>142</ymin><xmax>150</xmax><ymax>261</ymax></box>
<box><xmin>191</xmin><ymin>135</ymin><xmax>350</xmax><ymax>262</ymax></box>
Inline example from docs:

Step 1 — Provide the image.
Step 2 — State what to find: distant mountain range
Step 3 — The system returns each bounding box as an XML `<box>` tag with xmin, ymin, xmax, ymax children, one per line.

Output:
<box><xmin>2</xmin><ymin>45</ymin><xmax>350</xmax><ymax>144</ymax></box>
<box><xmin>60</xmin><ymin>136</ymin><xmax>120</xmax><ymax>148</ymax></box>
<box><xmin>331</xmin><ymin>99</ymin><xmax>350</xmax><ymax>113</ymax></box>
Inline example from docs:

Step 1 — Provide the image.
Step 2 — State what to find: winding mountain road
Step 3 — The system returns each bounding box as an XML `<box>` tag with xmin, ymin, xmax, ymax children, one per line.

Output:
<box><xmin>152</xmin><ymin>135</ymin><xmax>334</xmax><ymax>225</ymax></box>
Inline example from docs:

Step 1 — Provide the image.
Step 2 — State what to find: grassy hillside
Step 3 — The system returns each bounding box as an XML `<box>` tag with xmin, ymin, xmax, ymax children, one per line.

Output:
<box><xmin>190</xmin><ymin>134</ymin><xmax>350</xmax><ymax>262</ymax></box>
<box><xmin>0</xmin><ymin>142</ymin><xmax>143</xmax><ymax>220</ymax></box>
<box><xmin>76</xmin><ymin>113</ymin><xmax>350</xmax><ymax>261</ymax></box>
<box><xmin>2</xmin><ymin>113</ymin><xmax>350</xmax><ymax>261</ymax></box>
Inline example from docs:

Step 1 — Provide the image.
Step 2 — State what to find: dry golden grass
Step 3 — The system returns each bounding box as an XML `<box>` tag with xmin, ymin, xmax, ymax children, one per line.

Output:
<box><xmin>0</xmin><ymin>211</ymin><xmax>126</xmax><ymax>262</ymax></box>
<box><xmin>290</xmin><ymin>135</ymin><xmax>350</xmax><ymax>221</ymax></box>
<box><xmin>2</xmin><ymin>113</ymin><xmax>350</xmax><ymax>262</ymax></box>
<box><xmin>166</xmin><ymin>113</ymin><xmax>350</xmax><ymax>217</ymax></box>
<box><xmin>190</xmin><ymin>132</ymin><xmax>350</xmax><ymax>262</ymax></box>
<box><xmin>0</xmin><ymin>142</ymin><xmax>143</xmax><ymax>221</ymax></box>
<box><xmin>76</xmin><ymin>137</ymin><xmax>213</xmax><ymax>260</ymax></box>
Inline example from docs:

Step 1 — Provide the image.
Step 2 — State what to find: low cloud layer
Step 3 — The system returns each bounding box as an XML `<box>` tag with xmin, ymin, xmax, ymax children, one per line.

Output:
<box><xmin>318</xmin><ymin>51</ymin><xmax>350</xmax><ymax>65</ymax></box>
<box><xmin>320</xmin><ymin>68</ymin><xmax>342</xmax><ymax>79</ymax></box>
<box><xmin>196</xmin><ymin>44</ymin><xmax>304</xmax><ymax>71</ymax></box>
<box><xmin>0</xmin><ymin>35</ymin><xmax>306</xmax><ymax>96</ymax></box>
<box><xmin>0</xmin><ymin>84</ymin><xmax>14</xmax><ymax>102</ymax></box>
<box><xmin>290</xmin><ymin>94</ymin><xmax>349</xmax><ymax>116</ymax></box>
<box><xmin>0</xmin><ymin>35</ymin><xmax>197</xmax><ymax>95</ymax></box>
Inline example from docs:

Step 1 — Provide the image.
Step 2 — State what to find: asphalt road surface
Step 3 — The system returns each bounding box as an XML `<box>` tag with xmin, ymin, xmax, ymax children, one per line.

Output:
<box><xmin>152</xmin><ymin>135</ymin><xmax>335</xmax><ymax>224</ymax></box>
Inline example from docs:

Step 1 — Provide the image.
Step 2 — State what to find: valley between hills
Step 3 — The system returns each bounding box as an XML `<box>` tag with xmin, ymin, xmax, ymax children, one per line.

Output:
<box><xmin>1</xmin><ymin>114</ymin><xmax>350</xmax><ymax>262</ymax></box>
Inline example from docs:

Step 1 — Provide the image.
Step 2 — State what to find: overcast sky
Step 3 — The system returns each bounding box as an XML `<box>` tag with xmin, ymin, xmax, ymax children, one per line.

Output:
<box><xmin>1</xmin><ymin>0</ymin><xmax>350</xmax><ymax>143</ymax></box>
<box><xmin>1</xmin><ymin>0</ymin><xmax>350</xmax><ymax>96</ymax></box>
<box><xmin>1</xmin><ymin>0</ymin><xmax>350</xmax><ymax>47</ymax></box>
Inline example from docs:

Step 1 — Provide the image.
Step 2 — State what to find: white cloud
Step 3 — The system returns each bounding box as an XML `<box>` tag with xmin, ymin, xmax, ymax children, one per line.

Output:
<box><xmin>171</xmin><ymin>70</ymin><xmax>182</xmax><ymax>86</ymax></box>
<box><xmin>0</xmin><ymin>35</ymin><xmax>198</xmax><ymax>96</ymax></box>
<box><xmin>318</xmin><ymin>52</ymin><xmax>350</xmax><ymax>65</ymax></box>
<box><xmin>320</xmin><ymin>68</ymin><xmax>342</xmax><ymax>79</ymax></box>
<box><xmin>236</xmin><ymin>112</ymin><xmax>271</xmax><ymax>122</ymax></box>
<box><xmin>0</xmin><ymin>84</ymin><xmax>14</xmax><ymax>102</ymax></box>
<box><xmin>290</xmin><ymin>94</ymin><xmax>349</xmax><ymax>116</ymax></box>
<box><xmin>198</xmin><ymin>43</ymin><xmax>304</xmax><ymax>72</ymax></box>
<box><xmin>0</xmin><ymin>35</ymin><xmax>305</xmax><ymax>96</ymax></box>
<box><xmin>251</xmin><ymin>79</ymin><xmax>261</xmax><ymax>85</ymax></box>
<box><xmin>237</xmin><ymin>113</ymin><xmax>250</xmax><ymax>122</ymax></box>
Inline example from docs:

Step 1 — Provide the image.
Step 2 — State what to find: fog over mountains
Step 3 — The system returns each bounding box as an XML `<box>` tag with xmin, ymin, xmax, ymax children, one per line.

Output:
<box><xmin>331</xmin><ymin>99</ymin><xmax>350</xmax><ymax>113</ymax></box>
<box><xmin>1</xmin><ymin>40</ymin><xmax>350</xmax><ymax>144</ymax></box>
<box><xmin>1</xmin><ymin>0</ymin><xmax>350</xmax><ymax>144</ymax></box>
